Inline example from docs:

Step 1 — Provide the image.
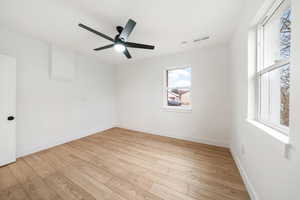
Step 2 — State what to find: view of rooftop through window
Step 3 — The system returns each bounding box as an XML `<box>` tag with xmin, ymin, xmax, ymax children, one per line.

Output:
<box><xmin>166</xmin><ymin>67</ymin><xmax>191</xmax><ymax>108</ymax></box>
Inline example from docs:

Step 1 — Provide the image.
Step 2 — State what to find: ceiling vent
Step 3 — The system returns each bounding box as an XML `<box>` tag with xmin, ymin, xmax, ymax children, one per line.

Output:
<box><xmin>193</xmin><ymin>36</ymin><xmax>210</xmax><ymax>42</ymax></box>
<box><xmin>181</xmin><ymin>41</ymin><xmax>188</xmax><ymax>45</ymax></box>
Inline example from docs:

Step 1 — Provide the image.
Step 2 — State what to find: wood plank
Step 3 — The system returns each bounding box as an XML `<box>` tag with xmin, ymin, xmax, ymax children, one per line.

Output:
<box><xmin>43</xmin><ymin>172</ymin><xmax>96</xmax><ymax>200</ymax></box>
<box><xmin>61</xmin><ymin>167</ymin><xmax>125</xmax><ymax>200</ymax></box>
<box><xmin>0</xmin><ymin>128</ymin><xmax>250</xmax><ymax>200</ymax></box>
<box><xmin>81</xmin><ymin>137</ymin><xmax>246</xmax><ymax>193</ymax></box>
<box><xmin>22</xmin><ymin>176</ymin><xmax>63</xmax><ymax>200</ymax></box>
<box><xmin>8</xmin><ymin>158</ymin><xmax>38</xmax><ymax>183</ymax></box>
<box><xmin>0</xmin><ymin>185</ymin><xmax>30</xmax><ymax>200</ymax></box>
<box><xmin>23</xmin><ymin>154</ymin><xmax>56</xmax><ymax>178</ymax></box>
<box><xmin>150</xmin><ymin>183</ymin><xmax>198</xmax><ymax>200</ymax></box>
<box><xmin>0</xmin><ymin>165</ymin><xmax>19</xmax><ymax>191</ymax></box>
<box><xmin>106</xmin><ymin>176</ymin><xmax>163</xmax><ymax>200</ymax></box>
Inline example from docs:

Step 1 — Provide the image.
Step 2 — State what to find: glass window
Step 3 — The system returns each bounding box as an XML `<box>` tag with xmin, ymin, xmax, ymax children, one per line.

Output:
<box><xmin>165</xmin><ymin>67</ymin><xmax>191</xmax><ymax>109</ymax></box>
<box><xmin>257</xmin><ymin>0</ymin><xmax>291</xmax><ymax>134</ymax></box>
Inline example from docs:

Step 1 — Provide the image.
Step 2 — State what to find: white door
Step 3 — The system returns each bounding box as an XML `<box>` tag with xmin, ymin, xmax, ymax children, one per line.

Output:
<box><xmin>0</xmin><ymin>54</ymin><xmax>16</xmax><ymax>166</ymax></box>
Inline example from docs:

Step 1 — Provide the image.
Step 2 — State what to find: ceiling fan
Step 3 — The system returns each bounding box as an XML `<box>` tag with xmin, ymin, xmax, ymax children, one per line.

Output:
<box><xmin>78</xmin><ymin>19</ymin><xmax>155</xmax><ymax>59</ymax></box>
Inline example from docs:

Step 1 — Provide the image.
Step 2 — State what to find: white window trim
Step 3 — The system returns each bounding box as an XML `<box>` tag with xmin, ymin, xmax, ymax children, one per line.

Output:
<box><xmin>257</xmin><ymin>59</ymin><xmax>290</xmax><ymax>76</ymax></box>
<box><xmin>247</xmin><ymin>119</ymin><xmax>289</xmax><ymax>144</ymax></box>
<box><xmin>254</xmin><ymin>0</ymin><xmax>290</xmax><ymax>136</ymax></box>
<box><xmin>162</xmin><ymin>66</ymin><xmax>192</xmax><ymax>112</ymax></box>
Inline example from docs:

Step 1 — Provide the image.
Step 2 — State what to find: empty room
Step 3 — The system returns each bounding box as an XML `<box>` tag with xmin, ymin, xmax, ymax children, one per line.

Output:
<box><xmin>0</xmin><ymin>0</ymin><xmax>299</xmax><ymax>199</ymax></box>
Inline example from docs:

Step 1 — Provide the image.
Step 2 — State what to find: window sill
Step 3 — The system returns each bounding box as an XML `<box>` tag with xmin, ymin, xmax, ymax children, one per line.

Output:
<box><xmin>162</xmin><ymin>106</ymin><xmax>192</xmax><ymax>113</ymax></box>
<box><xmin>246</xmin><ymin>119</ymin><xmax>289</xmax><ymax>144</ymax></box>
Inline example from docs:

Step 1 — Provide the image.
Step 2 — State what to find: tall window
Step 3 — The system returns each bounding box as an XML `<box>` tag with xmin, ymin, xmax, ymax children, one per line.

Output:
<box><xmin>256</xmin><ymin>0</ymin><xmax>291</xmax><ymax>134</ymax></box>
<box><xmin>164</xmin><ymin>67</ymin><xmax>191</xmax><ymax>109</ymax></box>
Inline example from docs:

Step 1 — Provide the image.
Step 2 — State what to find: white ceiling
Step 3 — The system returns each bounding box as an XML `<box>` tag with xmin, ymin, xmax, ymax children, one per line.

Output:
<box><xmin>0</xmin><ymin>0</ymin><xmax>244</xmax><ymax>65</ymax></box>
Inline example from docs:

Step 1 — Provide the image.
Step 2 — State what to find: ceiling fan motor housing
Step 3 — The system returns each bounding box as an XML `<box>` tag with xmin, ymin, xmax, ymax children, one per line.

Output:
<box><xmin>116</xmin><ymin>26</ymin><xmax>124</xmax><ymax>34</ymax></box>
<box><xmin>114</xmin><ymin>35</ymin><xmax>125</xmax><ymax>44</ymax></box>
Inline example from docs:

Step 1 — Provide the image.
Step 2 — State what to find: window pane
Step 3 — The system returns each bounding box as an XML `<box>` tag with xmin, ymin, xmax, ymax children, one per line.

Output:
<box><xmin>167</xmin><ymin>88</ymin><xmax>191</xmax><ymax>107</ymax></box>
<box><xmin>280</xmin><ymin>8</ymin><xmax>291</xmax><ymax>59</ymax></box>
<box><xmin>269</xmin><ymin>67</ymin><xmax>282</xmax><ymax>126</ymax></box>
<box><xmin>260</xmin><ymin>73</ymin><xmax>269</xmax><ymax>122</ymax></box>
<box><xmin>167</xmin><ymin>68</ymin><xmax>191</xmax><ymax>88</ymax></box>
<box><xmin>260</xmin><ymin>64</ymin><xmax>290</xmax><ymax>128</ymax></box>
<box><xmin>280</xmin><ymin>64</ymin><xmax>290</xmax><ymax>126</ymax></box>
<box><xmin>263</xmin><ymin>3</ymin><xmax>291</xmax><ymax>68</ymax></box>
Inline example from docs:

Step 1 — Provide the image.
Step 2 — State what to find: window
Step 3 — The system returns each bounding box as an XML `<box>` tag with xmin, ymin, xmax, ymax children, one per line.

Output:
<box><xmin>164</xmin><ymin>67</ymin><xmax>191</xmax><ymax>110</ymax></box>
<box><xmin>256</xmin><ymin>0</ymin><xmax>291</xmax><ymax>134</ymax></box>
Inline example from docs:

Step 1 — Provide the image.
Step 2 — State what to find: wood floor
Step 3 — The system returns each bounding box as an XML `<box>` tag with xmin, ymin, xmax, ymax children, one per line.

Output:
<box><xmin>0</xmin><ymin>128</ymin><xmax>250</xmax><ymax>200</ymax></box>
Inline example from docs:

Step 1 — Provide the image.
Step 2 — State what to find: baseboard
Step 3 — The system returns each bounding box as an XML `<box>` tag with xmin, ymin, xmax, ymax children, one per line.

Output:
<box><xmin>16</xmin><ymin>126</ymin><xmax>114</xmax><ymax>158</ymax></box>
<box><xmin>230</xmin><ymin>148</ymin><xmax>259</xmax><ymax>200</ymax></box>
<box><xmin>117</xmin><ymin>126</ymin><xmax>229</xmax><ymax>148</ymax></box>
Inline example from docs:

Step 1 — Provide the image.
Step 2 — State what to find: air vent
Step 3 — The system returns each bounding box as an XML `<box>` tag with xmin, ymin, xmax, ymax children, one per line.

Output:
<box><xmin>181</xmin><ymin>41</ymin><xmax>188</xmax><ymax>45</ymax></box>
<box><xmin>193</xmin><ymin>36</ymin><xmax>210</xmax><ymax>42</ymax></box>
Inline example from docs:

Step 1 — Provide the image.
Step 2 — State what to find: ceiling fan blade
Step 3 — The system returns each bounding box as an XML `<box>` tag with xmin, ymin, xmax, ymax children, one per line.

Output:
<box><xmin>123</xmin><ymin>48</ymin><xmax>132</xmax><ymax>59</ymax></box>
<box><xmin>119</xmin><ymin>19</ymin><xmax>136</xmax><ymax>41</ymax></box>
<box><xmin>79</xmin><ymin>23</ymin><xmax>114</xmax><ymax>42</ymax></box>
<box><xmin>94</xmin><ymin>44</ymin><xmax>114</xmax><ymax>51</ymax></box>
<box><xmin>125</xmin><ymin>42</ymin><xmax>155</xmax><ymax>50</ymax></box>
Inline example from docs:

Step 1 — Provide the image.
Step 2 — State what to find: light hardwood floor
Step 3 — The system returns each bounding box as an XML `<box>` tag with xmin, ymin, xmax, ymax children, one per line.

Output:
<box><xmin>0</xmin><ymin>128</ymin><xmax>250</xmax><ymax>200</ymax></box>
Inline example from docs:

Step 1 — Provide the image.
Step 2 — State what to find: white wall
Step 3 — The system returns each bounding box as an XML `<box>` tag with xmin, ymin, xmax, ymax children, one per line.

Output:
<box><xmin>0</xmin><ymin>27</ymin><xmax>117</xmax><ymax>157</ymax></box>
<box><xmin>229</xmin><ymin>0</ymin><xmax>300</xmax><ymax>199</ymax></box>
<box><xmin>116</xmin><ymin>45</ymin><xmax>231</xmax><ymax>147</ymax></box>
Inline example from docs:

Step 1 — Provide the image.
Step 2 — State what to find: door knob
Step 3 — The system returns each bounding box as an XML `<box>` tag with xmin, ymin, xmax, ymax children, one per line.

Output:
<box><xmin>7</xmin><ymin>116</ymin><xmax>15</xmax><ymax>121</ymax></box>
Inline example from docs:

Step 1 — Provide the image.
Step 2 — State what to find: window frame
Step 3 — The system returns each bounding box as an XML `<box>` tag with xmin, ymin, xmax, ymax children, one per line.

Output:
<box><xmin>163</xmin><ymin>66</ymin><xmax>192</xmax><ymax>111</ymax></box>
<box><xmin>255</xmin><ymin>0</ymin><xmax>290</xmax><ymax>135</ymax></box>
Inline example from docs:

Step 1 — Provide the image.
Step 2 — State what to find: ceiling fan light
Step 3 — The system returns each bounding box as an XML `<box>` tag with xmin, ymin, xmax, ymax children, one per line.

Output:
<box><xmin>114</xmin><ymin>44</ymin><xmax>126</xmax><ymax>52</ymax></box>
